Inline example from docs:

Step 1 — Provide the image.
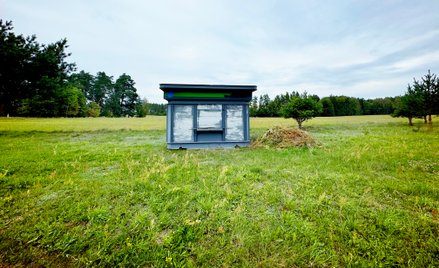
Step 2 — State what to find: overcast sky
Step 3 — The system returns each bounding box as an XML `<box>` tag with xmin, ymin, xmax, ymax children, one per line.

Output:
<box><xmin>2</xmin><ymin>0</ymin><xmax>439</xmax><ymax>103</ymax></box>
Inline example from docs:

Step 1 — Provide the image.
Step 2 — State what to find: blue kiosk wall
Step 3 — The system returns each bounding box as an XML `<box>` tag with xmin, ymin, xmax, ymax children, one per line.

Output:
<box><xmin>160</xmin><ymin>84</ymin><xmax>257</xmax><ymax>149</ymax></box>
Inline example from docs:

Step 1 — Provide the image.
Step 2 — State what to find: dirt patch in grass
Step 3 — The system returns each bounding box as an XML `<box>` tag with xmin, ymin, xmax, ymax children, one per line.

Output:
<box><xmin>252</xmin><ymin>126</ymin><xmax>318</xmax><ymax>148</ymax></box>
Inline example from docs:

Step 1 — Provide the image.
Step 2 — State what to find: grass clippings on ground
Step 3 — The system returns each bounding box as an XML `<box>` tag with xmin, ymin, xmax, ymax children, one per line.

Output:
<box><xmin>252</xmin><ymin>125</ymin><xmax>318</xmax><ymax>148</ymax></box>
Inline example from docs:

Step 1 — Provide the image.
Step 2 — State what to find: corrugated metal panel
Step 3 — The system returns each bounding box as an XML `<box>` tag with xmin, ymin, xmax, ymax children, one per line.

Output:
<box><xmin>197</xmin><ymin>105</ymin><xmax>222</xmax><ymax>129</ymax></box>
<box><xmin>173</xmin><ymin>105</ymin><xmax>193</xmax><ymax>142</ymax></box>
<box><xmin>225</xmin><ymin>105</ymin><xmax>244</xmax><ymax>141</ymax></box>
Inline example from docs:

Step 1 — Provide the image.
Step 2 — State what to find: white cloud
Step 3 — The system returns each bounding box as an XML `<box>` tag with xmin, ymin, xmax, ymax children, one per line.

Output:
<box><xmin>2</xmin><ymin>0</ymin><xmax>439</xmax><ymax>102</ymax></box>
<box><xmin>388</xmin><ymin>51</ymin><xmax>439</xmax><ymax>72</ymax></box>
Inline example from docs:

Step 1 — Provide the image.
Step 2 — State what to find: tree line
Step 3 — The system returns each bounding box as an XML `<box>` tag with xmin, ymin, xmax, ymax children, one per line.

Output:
<box><xmin>0</xmin><ymin>20</ymin><xmax>165</xmax><ymax>117</ymax></box>
<box><xmin>252</xmin><ymin>70</ymin><xmax>438</xmax><ymax>128</ymax></box>
<box><xmin>250</xmin><ymin>93</ymin><xmax>397</xmax><ymax>118</ymax></box>
<box><xmin>66</xmin><ymin>71</ymin><xmax>143</xmax><ymax>117</ymax></box>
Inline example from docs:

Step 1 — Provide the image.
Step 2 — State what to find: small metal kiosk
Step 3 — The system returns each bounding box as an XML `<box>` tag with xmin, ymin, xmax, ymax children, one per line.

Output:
<box><xmin>160</xmin><ymin>83</ymin><xmax>257</xmax><ymax>149</ymax></box>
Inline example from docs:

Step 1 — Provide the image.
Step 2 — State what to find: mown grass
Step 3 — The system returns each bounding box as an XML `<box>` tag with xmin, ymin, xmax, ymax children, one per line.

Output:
<box><xmin>0</xmin><ymin>115</ymin><xmax>438</xmax><ymax>267</ymax></box>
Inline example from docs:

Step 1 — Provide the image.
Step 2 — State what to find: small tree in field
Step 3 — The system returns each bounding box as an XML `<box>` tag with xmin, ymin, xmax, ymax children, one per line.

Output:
<box><xmin>393</xmin><ymin>70</ymin><xmax>439</xmax><ymax>125</ymax></box>
<box><xmin>281</xmin><ymin>93</ymin><xmax>322</xmax><ymax>129</ymax></box>
<box><xmin>392</xmin><ymin>89</ymin><xmax>424</xmax><ymax>126</ymax></box>
<box><xmin>412</xmin><ymin>70</ymin><xmax>439</xmax><ymax>124</ymax></box>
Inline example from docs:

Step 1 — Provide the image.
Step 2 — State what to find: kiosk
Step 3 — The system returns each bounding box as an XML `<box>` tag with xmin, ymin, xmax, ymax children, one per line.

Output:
<box><xmin>160</xmin><ymin>84</ymin><xmax>257</xmax><ymax>149</ymax></box>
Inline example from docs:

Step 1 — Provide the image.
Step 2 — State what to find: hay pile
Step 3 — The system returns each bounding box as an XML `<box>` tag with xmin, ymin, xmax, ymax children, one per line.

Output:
<box><xmin>252</xmin><ymin>126</ymin><xmax>318</xmax><ymax>148</ymax></box>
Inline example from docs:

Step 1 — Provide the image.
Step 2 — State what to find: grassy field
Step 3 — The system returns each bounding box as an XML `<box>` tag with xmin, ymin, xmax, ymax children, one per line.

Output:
<box><xmin>0</xmin><ymin>115</ymin><xmax>438</xmax><ymax>267</ymax></box>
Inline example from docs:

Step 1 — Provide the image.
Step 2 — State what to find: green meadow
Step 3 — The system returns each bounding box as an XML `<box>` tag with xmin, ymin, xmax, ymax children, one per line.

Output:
<box><xmin>0</xmin><ymin>116</ymin><xmax>438</xmax><ymax>267</ymax></box>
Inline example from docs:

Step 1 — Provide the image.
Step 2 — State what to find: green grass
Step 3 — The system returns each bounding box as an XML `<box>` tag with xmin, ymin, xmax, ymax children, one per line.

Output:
<box><xmin>1</xmin><ymin>115</ymin><xmax>438</xmax><ymax>267</ymax></box>
<box><xmin>0</xmin><ymin>116</ymin><xmax>166</xmax><ymax>132</ymax></box>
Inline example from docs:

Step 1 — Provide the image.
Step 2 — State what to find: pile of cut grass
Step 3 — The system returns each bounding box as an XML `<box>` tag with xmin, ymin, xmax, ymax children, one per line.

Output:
<box><xmin>252</xmin><ymin>125</ymin><xmax>318</xmax><ymax>148</ymax></box>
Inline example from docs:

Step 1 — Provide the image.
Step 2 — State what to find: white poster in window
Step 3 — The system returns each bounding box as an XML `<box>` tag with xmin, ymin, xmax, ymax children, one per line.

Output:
<box><xmin>225</xmin><ymin>105</ymin><xmax>244</xmax><ymax>141</ymax></box>
<box><xmin>173</xmin><ymin>105</ymin><xmax>193</xmax><ymax>142</ymax></box>
<box><xmin>197</xmin><ymin>105</ymin><xmax>222</xmax><ymax>129</ymax></box>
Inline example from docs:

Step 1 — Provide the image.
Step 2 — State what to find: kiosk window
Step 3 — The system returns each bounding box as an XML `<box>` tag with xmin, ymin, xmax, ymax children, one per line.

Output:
<box><xmin>197</xmin><ymin>105</ymin><xmax>222</xmax><ymax>129</ymax></box>
<box><xmin>225</xmin><ymin>105</ymin><xmax>244</xmax><ymax>141</ymax></box>
<box><xmin>173</xmin><ymin>105</ymin><xmax>193</xmax><ymax>142</ymax></box>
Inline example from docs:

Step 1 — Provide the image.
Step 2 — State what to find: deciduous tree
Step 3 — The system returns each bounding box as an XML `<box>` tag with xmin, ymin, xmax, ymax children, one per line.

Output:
<box><xmin>136</xmin><ymin>98</ymin><xmax>149</xmax><ymax>117</ymax></box>
<box><xmin>281</xmin><ymin>93</ymin><xmax>322</xmax><ymax>129</ymax></box>
<box><xmin>58</xmin><ymin>85</ymin><xmax>86</xmax><ymax>117</ymax></box>
<box><xmin>68</xmin><ymin>70</ymin><xmax>94</xmax><ymax>101</ymax></box>
<box><xmin>319</xmin><ymin>97</ymin><xmax>335</xmax><ymax>116</ymax></box>
<box><xmin>86</xmin><ymin>102</ymin><xmax>101</xmax><ymax>117</ymax></box>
